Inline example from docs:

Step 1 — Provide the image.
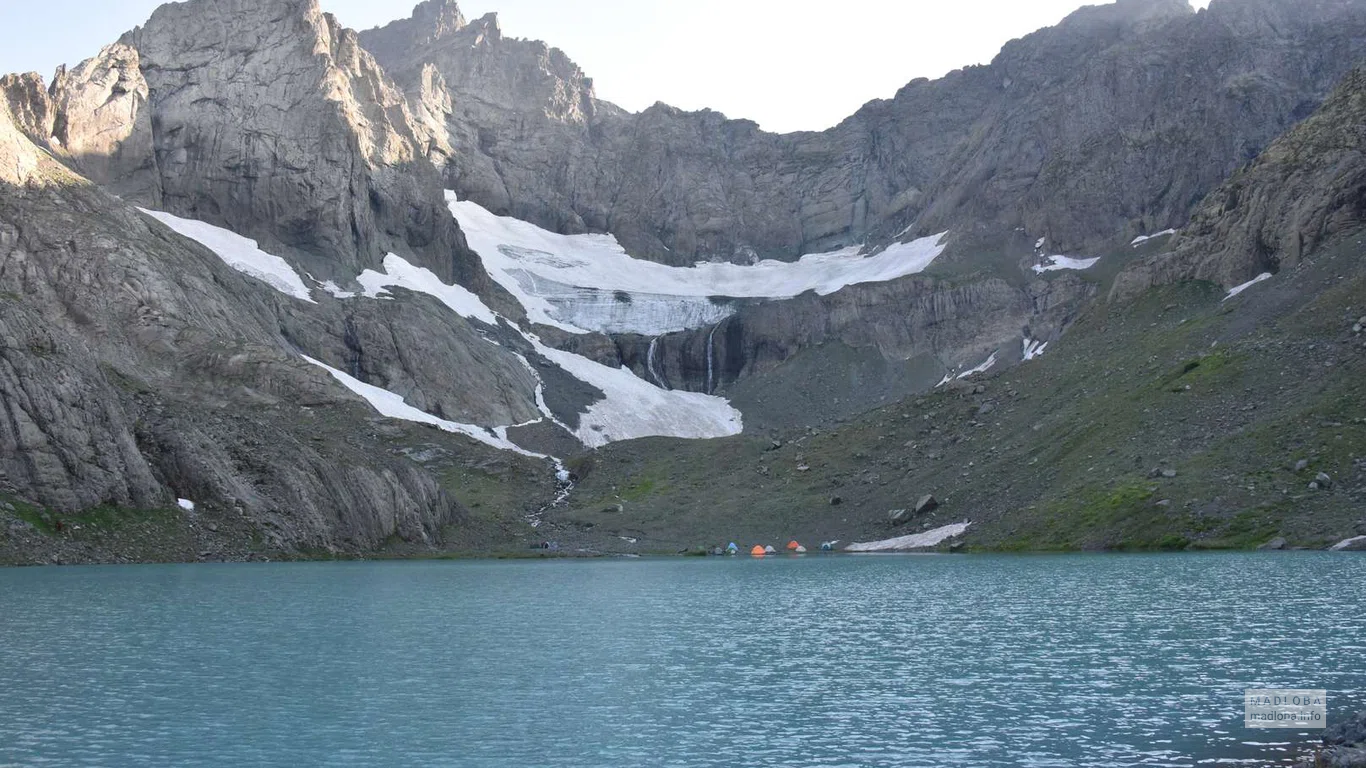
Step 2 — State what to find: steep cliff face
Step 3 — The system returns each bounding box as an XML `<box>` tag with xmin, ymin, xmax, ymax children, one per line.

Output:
<box><xmin>362</xmin><ymin>0</ymin><xmax>1366</xmax><ymax>265</ymax></box>
<box><xmin>105</xmin><ymin>0</ymin><xmax>474</xmax><ymax>285</ymax></box>
<box><xmin>551</xmin><ymin>272</ymin><xmax>1093</xmax><ymax>429</ymax></box>
<box><xmin>0</xmin><ymin>0</ymin><xmax>488</xmax><ymax>292</ymax></box>
<box><xmin>1115</xmin><ymin>64</ymin><xmax>1366</xmax><ymax>297</ymax></box>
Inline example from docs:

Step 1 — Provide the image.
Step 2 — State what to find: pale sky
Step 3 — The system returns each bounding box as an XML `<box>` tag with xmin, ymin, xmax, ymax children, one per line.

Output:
<box><xmin>0</xmin><ymin>0</ymin><xmax>1212</xmax><ymax>133</ymax></box>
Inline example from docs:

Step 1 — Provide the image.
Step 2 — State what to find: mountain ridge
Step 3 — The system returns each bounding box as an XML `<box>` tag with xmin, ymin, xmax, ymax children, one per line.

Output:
<box><xmin>1</xmin><ymin>0</ymin><xmax>1364</xmax><ymax>564</ymax></box>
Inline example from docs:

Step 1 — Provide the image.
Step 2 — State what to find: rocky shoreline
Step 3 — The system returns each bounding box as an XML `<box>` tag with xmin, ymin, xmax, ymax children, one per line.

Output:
<box><xmin>1291</xmin><ymin>710</ymin><xmax>1366</xmax><ymax>768</ymax></box>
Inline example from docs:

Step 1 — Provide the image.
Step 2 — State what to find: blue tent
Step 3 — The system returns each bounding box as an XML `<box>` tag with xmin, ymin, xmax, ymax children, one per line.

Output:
<box><xmin>726</xmin><ymin>542</ymin><xmax>739</xmax><ymax>552</ymax></box>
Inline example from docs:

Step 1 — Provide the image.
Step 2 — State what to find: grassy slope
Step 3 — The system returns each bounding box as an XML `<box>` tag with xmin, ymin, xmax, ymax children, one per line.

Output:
<box><xmin>545</xmin><ymin>232</ymin><xmax>1366</xmax><ymax>553</ymax></box>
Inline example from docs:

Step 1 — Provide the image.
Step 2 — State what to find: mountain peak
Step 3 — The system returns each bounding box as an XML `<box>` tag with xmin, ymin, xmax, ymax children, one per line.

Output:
<box><xmin>409</xmin><ymin>0</ymin><xmax>467</xmax><ymax>36</ymax></box>
<box><xmin>1054</xmin><ymin>0</ymin><xmax>1194</xmax><ymax>34</ymax></box>
<box><xmin>407</xmin><ymin>0</ymin><xmax>467</xmax><ymax>31</ymax></box>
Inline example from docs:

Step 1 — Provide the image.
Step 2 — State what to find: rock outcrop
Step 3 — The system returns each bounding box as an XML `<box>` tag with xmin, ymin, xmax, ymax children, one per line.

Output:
<box><xmin>1</xmin><ymin>0</ymin><xmax>496</xmax><ymax>296</ymax></box>
<box><xmin>1115</xmin><ymin>64</ymin><xmax>1366</xmax><ymax>298</ymax></box>
<box><xmin>114</xmin><ymin>0</ymin><xmax>473</xmax><ymax>284</ymax></box>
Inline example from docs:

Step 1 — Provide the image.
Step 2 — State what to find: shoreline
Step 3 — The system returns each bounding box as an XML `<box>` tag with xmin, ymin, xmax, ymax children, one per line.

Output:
<box><xmin>3</xmin><ymin>544</ymin><xmax>1361</xmax><ymax>569</ymax></box>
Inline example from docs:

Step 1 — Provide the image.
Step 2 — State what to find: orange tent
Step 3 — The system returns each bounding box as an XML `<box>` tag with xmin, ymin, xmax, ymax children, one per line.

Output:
<box><xmin>786</xmin><ymin>540</ymin><xmax>801</xmax><ymax>551</ymax></box>
<box><xmin>750</xmin><ymin>545</ymin><xmax>766</xmax><ymax>557</ymax></box>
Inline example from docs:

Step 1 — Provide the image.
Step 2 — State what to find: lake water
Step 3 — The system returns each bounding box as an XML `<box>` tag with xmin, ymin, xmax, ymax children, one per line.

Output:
<box><xmin>1</xmin><ymin>553</ymin><xmax>1363</xmax><ymax>767</ymax></box>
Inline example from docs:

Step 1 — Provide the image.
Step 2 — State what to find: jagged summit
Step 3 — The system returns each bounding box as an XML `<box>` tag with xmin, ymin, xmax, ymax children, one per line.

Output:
<box><xmin>1073</xmin><ymin>0</ymin><xmax>1194</xmax><ymax>26</ymax></box>
<box><xmin>360</xmin><ymin>4</ymin><xmax>599</xmax><ymax>125</ymax></box>
<box><xmin>411</xmin><ymin>0</ymin><xmax>468</xmax><ymax>31</ymax></box>
<box><xmin>362</xmin><ymin>0</ymin><xmax>472</xmax><ymax>52</ymax></box>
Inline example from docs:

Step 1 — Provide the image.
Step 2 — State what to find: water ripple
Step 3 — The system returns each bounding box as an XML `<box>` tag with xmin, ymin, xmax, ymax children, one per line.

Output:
<box><xmin>0</xmin><ymin>553</ymin><xmax>1362</xmax><ymax>767</ymax></box>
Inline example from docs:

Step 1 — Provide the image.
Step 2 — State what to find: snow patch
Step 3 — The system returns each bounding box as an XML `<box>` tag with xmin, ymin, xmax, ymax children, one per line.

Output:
<box><xmin>448</xmin><ymin>192</ymin><xmax>947</xmax><ymax>334</ymax></box>
<box><xmin>333</xmin><ymin>250</ymin><xmax>744</xmax><ymax>449</ymax></box>
<box><xmin>176</xmin><ymin>498</ymin><xmax>195</xmax><ymax>512</ymax></box>
<box><xmin>315</xmin><ymin>278</ymin><xmax>358</xmax><ymax>299</ymax></box>
<box><xmin>1223</xmin><ymin>272</ymin><xmax>1273</xmax><ymax>301</ymax></box>
<box><xmin>138</xmin><ymin>208</ymin><xmax>315</xmax><ymax>303</ymax></box>
<box><xmin>302</xmin><ymin>355</ymin><xmax>553</xmax><ymax>463</ymax></box>
<box><xmin>1032</xmin><ymin>255</ymin><xmax>1101</xmax><ymax>273</ymax></box>
<box><xmin>1330</xmin><ymin>535</ymin><xmax>1366</xmax><ymax>552</ymax></box>
<box><xmin>957</xmin><ymin>352</ymin><xmax>998</xmax><ymax>380</ymax></box>
<box><xmin>357</xmin><ymin>254</ymin><xmax>498</xmax><ymax>324</ymax></box>
<box><xmin>1131</xmin><ymin>229</ymin><xmax>1178</xmax><ymax>247</ymax></box>
<box><xmin>1035</xmin><ymin>237</ymin><xmax>1046</xmax><ymax>250</ymax></box>
<box><xmin>527</xmin><ymin>334</ymin><xmax>742</xmax><ymax>449</ymax></box>
<box><xmin>846</xmin><ymin>522</ymin><xmax>971</xmax><ymax>552</ymax></box>
<box><xmin>1022</xmin><ymin>339</ymin><xmax>1049</xmax><ymax>361</ymax></box>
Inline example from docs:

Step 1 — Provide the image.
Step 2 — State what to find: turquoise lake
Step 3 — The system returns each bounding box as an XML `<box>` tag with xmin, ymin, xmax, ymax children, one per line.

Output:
<box><xmin>1</xmin><ymin>553</ymin><xmax>1363</xmax><ymax>767</ymax></box>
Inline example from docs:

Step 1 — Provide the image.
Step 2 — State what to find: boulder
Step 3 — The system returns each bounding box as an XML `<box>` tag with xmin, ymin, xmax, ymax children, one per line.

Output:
<box><xmin>915</xmin><ymin>495</ymin><xmax>940</xmax><ymax>515</ymax></box>
<box><xmin>1326</xmin><ymin>710</ymin><xmax>1366</xmax><ymax>747</ymax></box>
<box><xmin>1298</xmin><ymin>710</ymin><xmax>1366</xmax><ymax>768</ymax></box>
<box><xmin>1257</xmin><ymin>537</ymin><xmax>1287</xmax><ymax>551</ymax></box>
<box><xmin>888</xmin><ymin>509</ymin><xmax>911</xmax><ymax>526</ymax></box>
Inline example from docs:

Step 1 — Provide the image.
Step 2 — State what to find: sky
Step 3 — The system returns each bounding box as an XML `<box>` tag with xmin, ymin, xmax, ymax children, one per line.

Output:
<box><xmin>0</xmin><ymin>0</ymin><xmax>1212</xmax><ymax>134</ymax></box>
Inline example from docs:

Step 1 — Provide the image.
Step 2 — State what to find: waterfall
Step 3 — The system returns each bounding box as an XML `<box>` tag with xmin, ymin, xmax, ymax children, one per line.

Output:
<box><xmin>647</xmin><ymin>336</ymin><xmax>664</xmax><ymax>388</ymax></box>
<box><xmin>705</xmin><ymin>324</ymin><xmax>718</xmax><ymax>394</ymax></box>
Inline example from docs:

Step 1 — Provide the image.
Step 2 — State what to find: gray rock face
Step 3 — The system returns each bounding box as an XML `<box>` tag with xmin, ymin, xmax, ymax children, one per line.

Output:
<box><xmin>1116</xmin><ymin>65</ymin><xmax>1366</xmax><ymax>298</ymax></box>
<box><xmin>363</xmin><ymin>0</ymin><xmax>1366</xmax><ymax>264</ymax></box>
<box><xmin>1297</xmin><ymin>711</ymin><xmax>1366</xmax><ymax>768</ymax></box>
<box><xmin>107</xmin><ymin>0</ymin><xmax>471</xmax><ymax>285</ymax></box>
<box><xmin>0</xmin><ymin>73</ymin><xmax>54</xmax><ymax>146</ymax></box>
<box><xmin>49</xmin><ymin>44</ymin><xmax>160</xmax><ymax>204</ymax></box>
<box><xmin>0</xmin><ymin>98</ymin><xmax>549</xmax><ymax>551</ymax></box>
<box><xmin>0</xmin><ymin>300</ymin><xmax>163</xmax><ymax>511</ymax></box>
<box><xmin>278</xmin><ymin>296</ymin><xmax>541</xmax><ymax>428</ymax></box>
<box><xmin>570</xmin><ymin>271</ymin><xmax>1092</xmax><ymax>427</ymax></box>
<box><xmin>0</xmin><ymin>0</ymin><xmax>497</xmax><ymax>296</ymax></box>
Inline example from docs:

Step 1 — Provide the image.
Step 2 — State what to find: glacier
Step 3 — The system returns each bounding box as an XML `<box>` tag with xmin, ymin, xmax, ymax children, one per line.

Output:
<box><xmin>448</xmin><ymin>192</ymin><xmax>948</xmax><ymax>334</ymax></box>
<box><xmin>522</xmin><ymin>276</ymin><xmax>737</xmax><ymax>336</ymax></box>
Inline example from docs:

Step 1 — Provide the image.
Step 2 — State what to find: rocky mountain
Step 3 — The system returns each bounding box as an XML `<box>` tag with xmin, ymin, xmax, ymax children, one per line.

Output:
<box><xmin>363</xmin><ymin>0</ymin><xmax>1366</xmax><ymax>264</ymax></box>
<box><xmin>0</xmin><ymin>99</ymin><xmax>483</xmax><ymax>553</ymax></box>
<box><xmin>3</xmin><ymin>0</ymin><xmax>484</xmax><ymax>292</ymax></box>
<box><xmin>1</xmin><ymin>0</ymin><xmax>1365</xmax><ymax>563</ymax></box>
<box><xmin>1115</xmin><ymin>64</ymin><xmax>1366</xmax><ymax>297</ymax></box>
